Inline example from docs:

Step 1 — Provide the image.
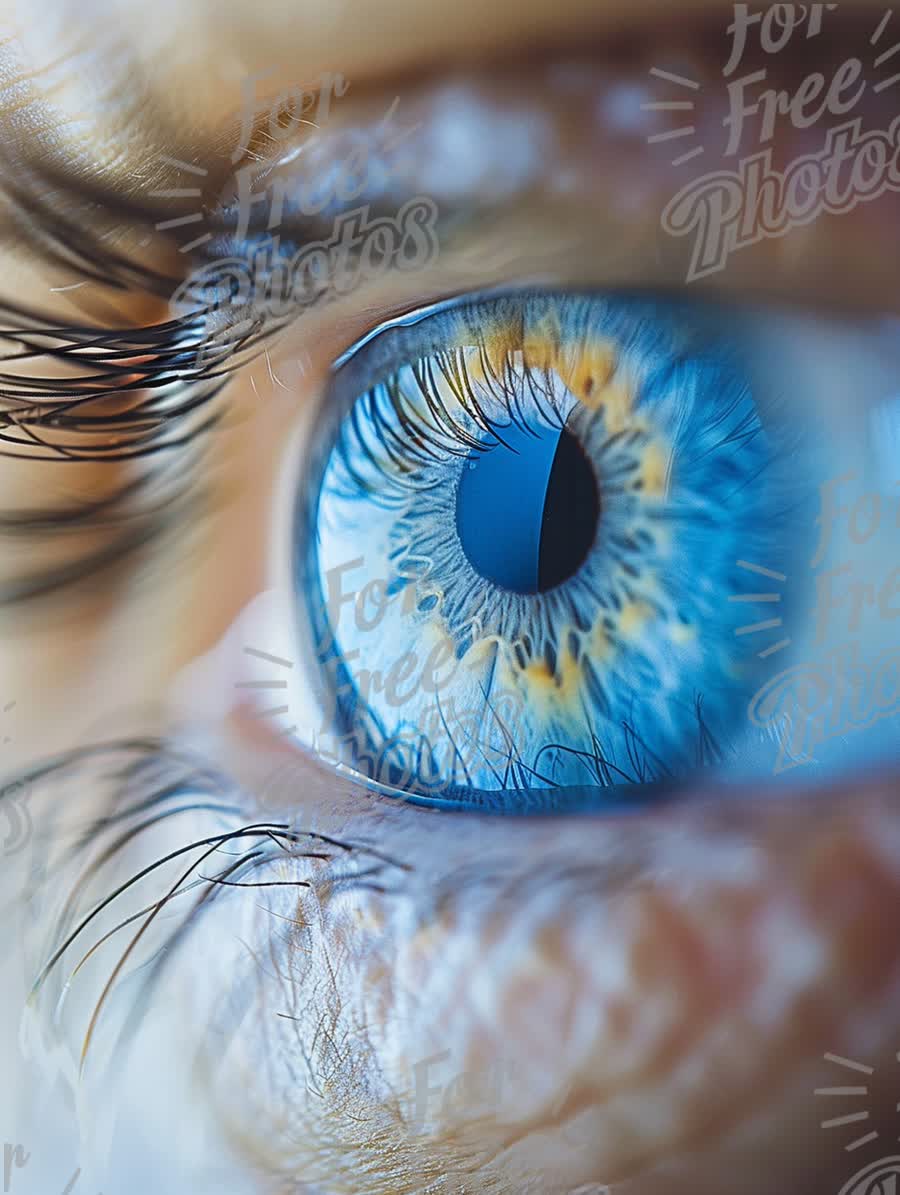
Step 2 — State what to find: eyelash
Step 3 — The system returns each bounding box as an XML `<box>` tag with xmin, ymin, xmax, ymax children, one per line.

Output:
<box><xmin>0</xmin><ymin>303</ymin><xmax>225</xmax><ymax>460</ymax></box>
<box><xmin>0</xmin><ymin>148</ymin><xmax>274</xmax><ymax>467</ymax></box>
<box><xmin>335</xmin><ymin>345</ymin><xmax>576</xmax><ymax>501</ymax></box>
<box><xmin>0</xmin><ymin>168</ymin><xmax>268</xmax><ymax>598</ymax></box>
<box><xmin>20</xmin><ymin>740</ymin><xmax>411</xmax><ymax>1065</ymax></box>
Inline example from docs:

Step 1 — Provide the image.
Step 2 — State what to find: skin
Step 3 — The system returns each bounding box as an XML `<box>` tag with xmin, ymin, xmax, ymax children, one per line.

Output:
<box><xmin>0</xmin><ymin>0</ymin><xmax>899</xmax><ymax>1191</ymax></box>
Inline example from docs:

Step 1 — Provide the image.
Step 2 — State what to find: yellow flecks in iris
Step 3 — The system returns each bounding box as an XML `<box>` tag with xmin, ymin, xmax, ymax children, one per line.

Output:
<box><xmin>619</xmin><ymin>600</ymin><xmax>654</xmax><ymax>640</ymax></box>
<box><xmin>586</xmin><ymin>619</ymin><xmax>612</xmax><ymax>663</ymax></box>
<box><xmin>640</xmin><ymin>441</ymin><xmax>671</xmax><ymax>497</ymax></box>
<box><xmin>515</xmin><ymin>623</ymin><xmax>618</xmax><ymax>714</ymax></box>
<box><xmin>555</xmin><ymin>340</ymin><xmax>617</xmax><ymax>409</ymax></box>
<box><xmin>521</xmin><ymin>310</ymin><xmax>563</xmax><ymax>373</ymax></box>
<box><xmin>459</xmin><ymin>315</ymin><xmax>631</xmax><ymax>426</ymax></box>
<box><xmin>669</xmin><ymin>621</ymin><xmax>697</xmax><ymax>646</ymax></box>
<box><xmin>519</xmin><ymin>645</ymin><xmax>584</xmax><ymax>716</ymax></box>
<box><xmin>478</xmin><ymin>320</ymin><xmax>523</xmax><ymax>381</ymax></box>
<box><xmin>521</xmin><ymin>333</ymin><xmax>558</xmax><ymax>373</ymax></box>
<box><xmin>525</xmin><ymin>647</ymin><xmax>576</xmax><ymax>693</ymax></box>
<box><xmin>463</xmin><ymin>632</ymin><xmax>506</xmax><ymax>666</ymax></box>
<box><xmin>522</xmin><ymin>659</ymin><xmax>555</xmax><ymax>687</ymax></box>
<box><xmin>594</xmin><ymin>374</ymin><xmax>634</xmax><ymax>434</ymax></box>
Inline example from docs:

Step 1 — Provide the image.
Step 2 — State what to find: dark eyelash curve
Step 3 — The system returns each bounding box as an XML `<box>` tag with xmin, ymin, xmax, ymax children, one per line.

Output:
<box><xmin>0</xmin><ymin>292</ymin><xmax>279</xmax><ymax>604</ymax></box>
<box><xmin>0</xmin><ymin>147</ymin><xmax>286</xmax><ymax>466</ymax></box>
<box><xmin>0</xmin><ymin>167</ymin><xmax>422</xmax><ymax>599</ymax></box>
<box><xmin>333</xmin><ymin>344</ymin><xmax>571</xmax><ymax>505</ymax></box>
<box><xmin>0</xmin><ymin>298</ymin><xmax>242</xmax><ymax>462</ymax></box>
<box><xmin>0</xmin><ymin>135</ymin><xmax>411</xmax><ymax>470</ymax></box>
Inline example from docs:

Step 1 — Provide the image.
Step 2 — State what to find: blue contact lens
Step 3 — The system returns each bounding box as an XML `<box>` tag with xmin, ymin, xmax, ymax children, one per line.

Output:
<box><xmin>298</xmin><ymin>291</ymin><xmax>814</xmax><ymax>809</ymax></box>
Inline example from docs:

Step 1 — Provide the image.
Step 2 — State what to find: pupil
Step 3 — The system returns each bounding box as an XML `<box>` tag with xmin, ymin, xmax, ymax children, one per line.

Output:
<box><xmin>538</xmin><ymin>425</ymin><xmax>599</xmax><ymax>590</ymax></box>
<box><xmin>456</xmin><ymin>419</ymin><xmax>599</xmax><ymax>594</ymax></box>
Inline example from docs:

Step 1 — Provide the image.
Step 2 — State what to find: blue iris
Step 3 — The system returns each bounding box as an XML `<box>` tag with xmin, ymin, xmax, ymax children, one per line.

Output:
<box><xmin>298</xmin><ymin>291</ymin><xmax>810</xmax><ymax>810</ymax></box>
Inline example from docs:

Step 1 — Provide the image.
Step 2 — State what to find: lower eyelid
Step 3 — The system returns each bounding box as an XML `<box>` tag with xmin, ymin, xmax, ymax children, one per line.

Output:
<box><xmin>184</xmin><ymin>759</ymin><xmax>900</xmax><ymax>1191</ymax></box>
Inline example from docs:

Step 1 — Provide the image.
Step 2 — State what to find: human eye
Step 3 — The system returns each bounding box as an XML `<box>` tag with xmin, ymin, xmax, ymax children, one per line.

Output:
<box><xmin>6</xmin><ymin>5</ymin><xmax>900</xmax><ymax>1195</ymax></box>
<box><xmin>266</xmin><ymin>284</ymin><xmax>896</xmax><ymax>810</ymax></box>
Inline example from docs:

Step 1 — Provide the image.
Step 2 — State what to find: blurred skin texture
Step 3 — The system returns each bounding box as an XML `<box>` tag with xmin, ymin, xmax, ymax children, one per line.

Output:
<box><xmin>0</xmin><ymin>0</ymin><xmax>899</xmax><ymax>1193</ymax></box>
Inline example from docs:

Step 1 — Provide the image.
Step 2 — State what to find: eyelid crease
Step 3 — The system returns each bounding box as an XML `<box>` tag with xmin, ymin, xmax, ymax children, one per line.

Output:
<box><xmin>0</xmin><ymin>515</ymin><xmax>167</xmax><ymax>607</ymax></box>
